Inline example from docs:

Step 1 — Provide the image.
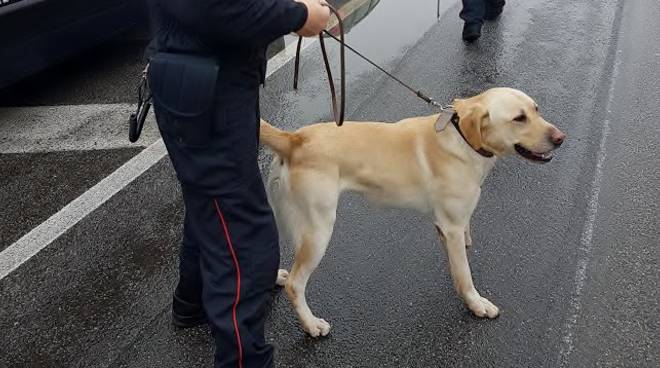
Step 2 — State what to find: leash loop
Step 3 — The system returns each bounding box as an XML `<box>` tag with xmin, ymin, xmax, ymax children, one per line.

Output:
<box><xmin>294</xmin><ymin>3</ymin><xmax>346</xmax><ymax>126</ymax></box>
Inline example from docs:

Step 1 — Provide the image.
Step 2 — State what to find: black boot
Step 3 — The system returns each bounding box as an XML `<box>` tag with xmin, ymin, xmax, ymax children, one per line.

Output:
<box><xmin>172</xmin><ymin>293</ymin><xmax>207</xmax><ymax>328</ymax></box>
<box><xmin>462</xmin><ymin>22</ymin><xmax>482</xmax><ymax>42</ymax></box>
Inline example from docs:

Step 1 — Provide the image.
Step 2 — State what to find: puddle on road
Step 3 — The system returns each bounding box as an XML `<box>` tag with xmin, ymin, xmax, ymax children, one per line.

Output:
<box><xmin>340</xmin><ymin>0</ymin><xmax>454</xmax><ymax>75</ymax></box>
<box><xmin>340</xmin><ymin>0</ymin><xmax>454</xmax><ymax>74</ymax></box>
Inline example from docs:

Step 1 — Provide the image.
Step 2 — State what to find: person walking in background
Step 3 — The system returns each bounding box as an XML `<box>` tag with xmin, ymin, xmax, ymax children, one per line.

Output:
<box><xmin>460</xmin><ymin>0</ymin><xmax>505</xmax><ymax>42</ymax></box>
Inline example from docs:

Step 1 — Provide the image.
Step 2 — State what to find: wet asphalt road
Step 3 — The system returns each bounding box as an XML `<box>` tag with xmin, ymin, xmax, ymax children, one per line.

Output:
<box><xmin>0</xmin><ymin>0</ymin><xmax>658</xmax><ymax>367</ymax></box>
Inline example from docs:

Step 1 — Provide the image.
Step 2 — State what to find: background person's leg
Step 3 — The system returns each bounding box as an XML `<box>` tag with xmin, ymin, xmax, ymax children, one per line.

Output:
<box><xmin>484</xmin><ymin>0</ymin><xmax>505</xmax><ymax>20</ymax></box>
<box><xmin>460</xmin><ymin>0</ymin><xmax>486</xmax><ymax>25</ymax></box>
<box><xmin>460</xmin><ymin>0</ymin><xmax>486</xmax><ymax>41</ymax></box>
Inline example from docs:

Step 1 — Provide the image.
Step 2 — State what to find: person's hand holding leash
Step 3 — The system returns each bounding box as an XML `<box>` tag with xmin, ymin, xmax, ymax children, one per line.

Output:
<box><xmin>295</xmin><ymin>0</ymin><xmax>331</xmax><ymax>36</ymax></box>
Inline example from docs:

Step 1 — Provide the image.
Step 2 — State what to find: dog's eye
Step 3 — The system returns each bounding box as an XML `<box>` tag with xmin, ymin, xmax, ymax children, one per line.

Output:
<box><xmin>534</xmin><ymin>105</ymin><xmax>539</xmax><ymax>111</ymax></box>
<box><xmin>513</xmin><ymin>114</ymin><xmax>527</xmax><ymax>122</ymax></box>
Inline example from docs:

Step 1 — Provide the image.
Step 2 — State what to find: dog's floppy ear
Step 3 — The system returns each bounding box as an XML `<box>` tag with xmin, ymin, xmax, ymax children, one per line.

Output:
<box><xmin>453</xmin><ymin>98</ymin><xmax>489</xmax><ymax>152</ymax></box>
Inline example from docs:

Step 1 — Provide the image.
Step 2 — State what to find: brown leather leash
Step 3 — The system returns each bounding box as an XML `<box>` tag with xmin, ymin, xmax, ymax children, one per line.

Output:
<box><xmin>294</xmin><ymin>3</ymin><xmax>346</xmax><ymax>126</ymax></box>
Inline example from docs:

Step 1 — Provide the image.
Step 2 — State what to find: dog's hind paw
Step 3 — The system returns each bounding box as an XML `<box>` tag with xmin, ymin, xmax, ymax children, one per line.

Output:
<box><xmin>276</xmin><ymin>269</ymin><xmax>289</xmax><ymax>287</ymax></box>
<box><xmin>467</xmin><ymin>296</ymin><xmax>500</xmax><ymax>319</ymax></box>
<box><xmin>303</xmin><ymin>317</ymin><xmax>331</xmax><ymax>337</ymax></box>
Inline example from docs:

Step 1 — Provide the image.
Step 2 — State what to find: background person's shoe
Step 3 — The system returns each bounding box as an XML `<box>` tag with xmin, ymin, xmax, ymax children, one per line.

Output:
<box><xmin>172</xmin><ymin>294</ymin><xmax>207</xmax><ymax>328</ymax></box>
<box><xmin>462</xmin><ymin>22</ymin><xmax>482</xmax><ymax>42</ymax></box>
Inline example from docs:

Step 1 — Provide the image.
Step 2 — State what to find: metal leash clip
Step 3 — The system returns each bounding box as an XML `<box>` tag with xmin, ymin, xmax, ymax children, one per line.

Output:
<box><xmin>128</xmin><ymin>63</ymin><xmax>152</xmax><ymax>143</ymax></box>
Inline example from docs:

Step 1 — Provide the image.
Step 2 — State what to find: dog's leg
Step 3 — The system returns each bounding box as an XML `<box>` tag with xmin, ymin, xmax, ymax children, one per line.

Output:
<box><xmin>266</xmin><ymin>156</ymin><xmax>293</xmax><ymax>288</ymax></box>
<box><xmin>464</xmin><ymin>220</ymin><xmax>472</xmax><ymax>248</ymax></box>
<box><xmin>287</xmin><ymin>224</ymin><xmax>335</xmax><ymax>337</ymax></box>
<box><xmin>436</xmin><ymin>223</ymin><xmax>499</xmax><ymax>318</ymax></box>
<box><xmin>283</xmin><ymin>172</ymin><xmax>339</xmax><ymax>337</ymax></box>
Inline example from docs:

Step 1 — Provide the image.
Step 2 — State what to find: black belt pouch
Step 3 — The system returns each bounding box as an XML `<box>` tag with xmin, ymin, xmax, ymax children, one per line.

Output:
<box><xmin>148</xmin><ymin>52</ymin><xmax>219</xmax><ymax>146</ymax></box>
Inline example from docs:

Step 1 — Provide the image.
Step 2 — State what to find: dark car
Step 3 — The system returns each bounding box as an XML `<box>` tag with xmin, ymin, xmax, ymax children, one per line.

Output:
<box><xmin>0</xmin><ymin>0</ymin><xmax>146</xmax><ymax>89</ymax></box>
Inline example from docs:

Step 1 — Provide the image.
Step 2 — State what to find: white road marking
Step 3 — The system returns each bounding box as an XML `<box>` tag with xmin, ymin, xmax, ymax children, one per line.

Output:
<box><xmin>0</xmin><ymin>140</ymin><xmax>167</xmax><ymax>280</ymax></box>
<box><xmin>556</xmin><ymin>48</ymin><xmax>623</xmax><ymax>367</ymax></box>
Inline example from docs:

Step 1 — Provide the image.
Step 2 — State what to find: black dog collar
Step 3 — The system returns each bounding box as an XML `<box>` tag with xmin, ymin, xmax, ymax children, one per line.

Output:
<box><xmin>450</xmin><ymin>113</ymin><xmax>494</xmax><ymax>158</ymax></box>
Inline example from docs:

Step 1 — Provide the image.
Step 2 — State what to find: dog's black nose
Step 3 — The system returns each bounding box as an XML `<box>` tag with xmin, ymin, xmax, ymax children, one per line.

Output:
<box><xmin>550</xmin><ymin>128</ymin><xmax>566</xmax><ymax>147</ymax></box>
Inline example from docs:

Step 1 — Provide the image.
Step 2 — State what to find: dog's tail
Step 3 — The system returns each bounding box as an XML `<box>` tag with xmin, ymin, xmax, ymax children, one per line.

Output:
<box><xmin>260</xmin><ymin>119</ymin><xmax>301</xmax><ymax>158</ymax></box>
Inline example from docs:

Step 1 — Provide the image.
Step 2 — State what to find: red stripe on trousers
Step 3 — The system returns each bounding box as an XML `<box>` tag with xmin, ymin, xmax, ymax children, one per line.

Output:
<box><xmin>213</xmin><ymin>199</ymin><xmax>243</xmax><ymax>368</ymax></box>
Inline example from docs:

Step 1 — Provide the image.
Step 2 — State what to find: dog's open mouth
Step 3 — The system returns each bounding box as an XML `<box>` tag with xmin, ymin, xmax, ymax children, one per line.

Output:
<box><xmin>514</xmin><ymin>144</ymin><xmax>553</xmax><ymax>163</ymax></box>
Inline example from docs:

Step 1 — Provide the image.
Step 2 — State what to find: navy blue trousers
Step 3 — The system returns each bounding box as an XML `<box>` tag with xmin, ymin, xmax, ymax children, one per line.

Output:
<box><xmin>460</xmin><ymin>0</ymin><xmax>506</xmax><ymax>24</ymax></box>
<box><xmin>155</xmin><ymin>88</ymin><xmax>279</xmax><ymax>368</ymax></box>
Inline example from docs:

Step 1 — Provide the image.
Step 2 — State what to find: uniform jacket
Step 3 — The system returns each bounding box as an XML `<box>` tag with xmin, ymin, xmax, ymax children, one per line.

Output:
<box><xmin>147</xmin><ymin>0</ymin><xmax>308</xmax><ymax>86</ymax></box>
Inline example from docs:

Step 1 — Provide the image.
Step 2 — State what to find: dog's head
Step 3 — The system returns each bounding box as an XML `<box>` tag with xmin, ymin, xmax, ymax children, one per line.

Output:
<box><xmin>452</xmin><ymin>88</ymin><xmax>565</xmax><ymax>163</ymax></box>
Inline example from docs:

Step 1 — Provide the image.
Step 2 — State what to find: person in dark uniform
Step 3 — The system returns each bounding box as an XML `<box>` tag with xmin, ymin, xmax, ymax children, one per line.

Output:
<box><xmin>460</xmin><ymin>0</ymin><xmax>505</xmax><ymax>42</ymax></box>
<box><xmin>144</xmin><ymin>1</ymin><xmax>330</xmax><ymax>367</ymax></box>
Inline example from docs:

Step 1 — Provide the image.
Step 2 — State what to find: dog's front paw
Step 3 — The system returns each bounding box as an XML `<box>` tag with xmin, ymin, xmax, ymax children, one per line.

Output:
<box><xmin>302</xmin><ymin>317</ymin><xmax>331</xmax><ymax>337</ymax></box>
<box><xmin>466</xmin><ymin>295</ymin><xmax>500</xmax><ymax>319</ymax></box>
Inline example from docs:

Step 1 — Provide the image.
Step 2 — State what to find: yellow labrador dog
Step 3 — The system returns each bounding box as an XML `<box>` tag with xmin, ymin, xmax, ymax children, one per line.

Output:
<box><xmin>260</xmin><ymin>87</ymin><xmax>565</xmax><ymax>337</ymax></box>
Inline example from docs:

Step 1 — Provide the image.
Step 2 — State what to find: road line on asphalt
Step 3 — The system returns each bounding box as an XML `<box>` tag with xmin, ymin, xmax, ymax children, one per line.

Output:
<box><xmin>556</xmin><ymin>48</ymin><xmax>624</xmax><ymax>368</ymax></box>
<box><xmin>268</xmin><ymin>36</ymin><xmax>316</xmax><ymax>77</ymax></box>
<box><xmin>0</xmin><ymin>37</ymin><xmax>318</xmax><ymax>280</ymax></box>
<box><xmin>0</xmin><ymin>140</ymin><xmax>167</xmax><ymax>280</ymax></box>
